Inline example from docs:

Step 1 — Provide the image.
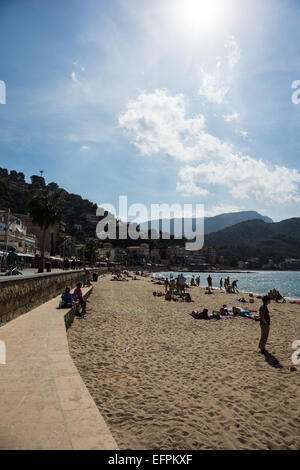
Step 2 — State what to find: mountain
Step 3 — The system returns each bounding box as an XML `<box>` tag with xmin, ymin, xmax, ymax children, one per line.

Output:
<box><xmin>205</xmin><ymin>218</ymin><xmax>300</xmax><ymax>262</ymax></box>
<box><xmin>205</xmin><ymin>211</ymin><xmax>272</xmax><ymax>234</ymax></box>
<box><xmin>140</xmin><ymin>211</ymin><xmax>273</xmax><ymax>238</ymax></box>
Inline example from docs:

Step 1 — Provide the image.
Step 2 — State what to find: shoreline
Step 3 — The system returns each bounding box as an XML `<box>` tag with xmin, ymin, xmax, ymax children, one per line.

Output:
<box><xmin>152</xmin><ymin>271</ymin><xmax>300</xmax><ymax>301</ymax></box>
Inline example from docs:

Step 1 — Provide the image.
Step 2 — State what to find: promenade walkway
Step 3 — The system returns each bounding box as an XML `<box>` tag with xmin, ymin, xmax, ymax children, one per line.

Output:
<box><xmin>0</xmin><ymin>287</ymin><xmax>118</xmax><ymax>450</ymax></box>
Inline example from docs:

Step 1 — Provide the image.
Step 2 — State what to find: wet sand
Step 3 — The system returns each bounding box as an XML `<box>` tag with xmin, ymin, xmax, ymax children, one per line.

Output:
<box><xmin>67</xmin><ymin>274</ymin><xmax>300</xmax><ymax>450</ymax></box>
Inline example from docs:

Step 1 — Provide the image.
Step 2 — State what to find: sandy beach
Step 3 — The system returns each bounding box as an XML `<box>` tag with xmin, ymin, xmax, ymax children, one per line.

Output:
<box><xmin>67</xmin><ymin>274</ymin><xmax>300</xmax><ymax>450</ymax></box>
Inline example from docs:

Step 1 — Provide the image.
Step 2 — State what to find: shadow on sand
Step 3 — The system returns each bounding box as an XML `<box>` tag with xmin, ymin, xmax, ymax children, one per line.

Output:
<box><xmin>262</xmin><ymin>350</ymin><xmax>283</xmax><ymax>369</ymax></box>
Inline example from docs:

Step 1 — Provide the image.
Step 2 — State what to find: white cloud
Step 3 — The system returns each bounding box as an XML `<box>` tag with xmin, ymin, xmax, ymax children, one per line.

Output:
<box><xmin>198</xmin><ymin>71</ymin><xmax>229</xmax><ymax>104</ymax></box>
<box><xmin>119</xmin><ymin>88</ymin><xmax>300</xmax><ymax>204</ymax></box>
<box><xmin>119</xmin><ymin>89</ymin><xmax>207</xmax><ymax>162</ymax></box>
<box><xmin>198</xmin><ymin>35</ymin><xmax>240</xmax><ymax>104</ymax></box>
<box><xmin>240</xmin><ymin>129</ymin><xmax>249</xmax><ymax>139</ymax></box>
<box><xmin>224</xmin><ymin>35</ymin><xmax>241</xmax><ymax>69</ymax></box>
<box><xmin>71</xmin><ymin>71</ymin><xmax>79</xmax><ymax>83</ymax></box>
<box><xmin>206</xmin><ymin>204</ymin><xmax>242</xmax><ymax>217</ymax></box>
<box><xmin>178</xmin><ymin>157</ymin><xmax>300</xmax><ymax>203</ymax></box>
<box><xmin>223</xmin><ymin>112</ymin><xmax>239</xmax><ymax>122</ymax></box>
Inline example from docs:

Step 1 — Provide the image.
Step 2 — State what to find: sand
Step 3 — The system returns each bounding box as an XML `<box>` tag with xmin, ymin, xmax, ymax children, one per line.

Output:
<box><xmin>67</xmin><ymin>274</ymin><xmax>300</xmax><ymax>450</ymax></box>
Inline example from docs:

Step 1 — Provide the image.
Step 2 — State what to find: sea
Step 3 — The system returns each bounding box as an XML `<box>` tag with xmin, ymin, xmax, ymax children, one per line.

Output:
<box><xmin>153</xmin><ymin>270</ymin><xmax>300</xmax><ymax>299</ymax></box>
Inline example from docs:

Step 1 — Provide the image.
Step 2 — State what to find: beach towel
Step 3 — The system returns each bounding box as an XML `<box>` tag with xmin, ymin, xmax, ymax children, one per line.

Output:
<box><xmin>241</xmin><ymin>310</ymin><xmax>252</xmax><ymax>317</ymax></box>
<box><xmin>220</xmin><ymin>315</ymin><xmax>238</xmax><ymax>319</ymax></box>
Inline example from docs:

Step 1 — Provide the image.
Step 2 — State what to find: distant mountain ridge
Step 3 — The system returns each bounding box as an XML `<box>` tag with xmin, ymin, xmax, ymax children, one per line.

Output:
<box><xmin>205</xmin><ymin>218</ymin><xmax>300</xmax><ymax>261</ymax></box>
<box><xmin>140</xmin><ymin>211</ymin><xmax>273</xmax><ymax>237</ymax></box>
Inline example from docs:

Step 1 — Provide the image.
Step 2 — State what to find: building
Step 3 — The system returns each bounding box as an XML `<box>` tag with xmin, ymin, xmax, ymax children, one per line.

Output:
<box><xmin>167</xmin><ymin>244</ymin><xmax>216</xmax><ymax>267</ymax></box>
<box><xmin>127</xmin><ymin>244</ymin><xmax>150</xmax><ymax>263</ymax></box>
<box><xmin>0</xmin><ymin>210</ymin><xmax>36</xmax><ymax>254</ymax></box>
<box><xmin>150</xmin><ymin>248</ymin><xmax>160</xmax><ymax>263</ymax></box>
<box><xmin>280</xmin><ymin>259</ymin><xmax>300</xmax><ymax>270</ymax></box>
<box><xmin>17</xmin><ymin>214</ymin><xmax>65</xmax><ymax>257</ymax></box>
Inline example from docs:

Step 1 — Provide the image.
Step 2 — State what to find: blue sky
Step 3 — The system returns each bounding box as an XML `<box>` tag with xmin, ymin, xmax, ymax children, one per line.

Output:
<box><xmin>0</xmin><ymin>0</ymin><xmax>300</xmax><ymax>222</ymax></box>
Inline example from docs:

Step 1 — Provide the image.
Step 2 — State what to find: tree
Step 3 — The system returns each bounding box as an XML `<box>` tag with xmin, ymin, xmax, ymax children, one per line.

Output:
<box><xmin>30</xmin><ymin>175</ymin><xmax>46</xmax><ymax>190</ymax></box>
<box><xmin>0</xmin><ymin>181</ymin><xmax>7</xmax><ymax>198</ymax></box>
<box><xmin>0</xmin><ymin>168</ymin><xmax>8</xmax><ymax>177</ymax></box>
<box><xmin>85</xmin><ymin>238</ymin><xmax>99</xmax><ymax>266</ymax></box>
<box><xmin>28</xmin><ymin>190</ymin><xmax>63</xmax><ymax>272</ymax></box>
<box><xmin>227</xmin><ymin>255</ymin><xmax>238</xmax><ymax>267</ymax></box>
<box><xmin>47</xmin><ymin>182</ymin><xmax>59</xmax><ymax>192</ymax></box>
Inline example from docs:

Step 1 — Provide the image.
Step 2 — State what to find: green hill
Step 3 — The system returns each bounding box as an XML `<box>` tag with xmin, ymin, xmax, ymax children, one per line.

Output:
<box><xmin>205</xmin><ymin>218</ymin><xmax>300</xmax><ymax>262</ymax></box>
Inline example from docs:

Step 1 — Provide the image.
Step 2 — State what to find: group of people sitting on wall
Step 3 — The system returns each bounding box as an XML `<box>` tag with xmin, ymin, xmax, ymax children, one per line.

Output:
<box><xmin>58</xmin><ymin>283</ymin><xmax>87</xmax><ymax>317</ymax></box>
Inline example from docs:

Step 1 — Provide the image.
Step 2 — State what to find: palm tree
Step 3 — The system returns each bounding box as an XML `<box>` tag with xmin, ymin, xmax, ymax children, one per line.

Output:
<box><xmin>86</xmin><ymin>238</ymin><xmax>99</xmax><ymax>266</ymax></box>
<box><xmin>28</xmin><ymin>190</ymin><xmax>63</xmax><ymax>272</ymax></box>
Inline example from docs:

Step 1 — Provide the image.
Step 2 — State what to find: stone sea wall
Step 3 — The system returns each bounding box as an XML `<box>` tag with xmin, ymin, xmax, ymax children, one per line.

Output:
<box><xmin>0</xmin><ymin>271</ymin><xmax>85</xmax><ymax>326</ymax></box>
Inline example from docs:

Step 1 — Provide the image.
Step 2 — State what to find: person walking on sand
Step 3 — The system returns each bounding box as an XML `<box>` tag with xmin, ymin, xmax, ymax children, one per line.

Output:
<box><xmin>258</xmin><ymin>295</ymin><xmax>271</xmax><ymax>353</ymax></box>
<box><xmin>207</xmin><ymin>275</ymin><xmax>212</xmax><ymax>289</ymax></box>
<box><xmin>220</xmin><ymin>277</ymin><xmax>223</xmax><ymax>289</ymax></box>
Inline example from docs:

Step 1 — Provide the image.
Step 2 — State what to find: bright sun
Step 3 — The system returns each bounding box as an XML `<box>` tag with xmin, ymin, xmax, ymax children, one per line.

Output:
<box><xmin>175</xmin><ymin>0</ymin><xmax>225</xmax><ymax>33</ymax></box>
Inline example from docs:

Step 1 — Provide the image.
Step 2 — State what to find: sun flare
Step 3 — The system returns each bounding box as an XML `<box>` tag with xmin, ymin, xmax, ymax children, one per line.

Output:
<box><xmin>175</xmin><ymin>0</ymin><xmax>225</xmax><ymax>33</ymax></box>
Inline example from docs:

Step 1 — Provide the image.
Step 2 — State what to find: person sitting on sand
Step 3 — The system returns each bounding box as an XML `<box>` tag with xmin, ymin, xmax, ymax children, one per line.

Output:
<box><xmin>73</xmin><ymin>283</ymin><xmax>87</xmax><ymax>315</ymax></box>
<box><xmin>191</xmin><ymin>276</ymin><xmax>195</xmax><ymax>286</ymax></box>
<box><xmin>165</xmin><ymin>289</ymin><xmax>172</xmax><ymax>301</ymax></box>
<box><xmin>185</xmin><ymin>292</ymin><xmax>192</xmax><ymax>302</ymax></box>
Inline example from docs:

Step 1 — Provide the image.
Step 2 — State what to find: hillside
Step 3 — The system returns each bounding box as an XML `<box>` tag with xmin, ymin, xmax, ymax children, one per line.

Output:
<box><xmin>0</xmin><ymin>168</ymin><xmax>185</xmax><ymax>248</ymax></box>
<box><xmin>205</xmin><ymin>218</ymin><xmax>300</xmax><ymax>262</ymax></box>
<box><xmin>140</xmin><ymin>210</ymin><xmax>272</xmax><ymax>237</ymax></box>
<box><xmin>0</xmin><ymin>168</ymin><xmax>98</xmax><ymax>243</ymax></box>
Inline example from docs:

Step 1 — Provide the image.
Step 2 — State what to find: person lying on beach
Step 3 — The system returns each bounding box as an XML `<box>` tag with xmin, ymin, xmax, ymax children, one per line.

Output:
<box><xmin>153</xmin><ymin>291</ymin><xmax>163</xmax><ymax>297</ymax></box>
<box><xmin>190</xmin><ymin>308</ymin><xmax>209</xmax><ymax>319</ymax></box>
<box><xmin>220</xmin><ymin>305</ymin><xmax>230</xmax><ymax>316</ymax></box>
<box><xmin>205</xmin><ymin>287</ymin><xmax>213</xmax><ymax>294</ymax></box>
